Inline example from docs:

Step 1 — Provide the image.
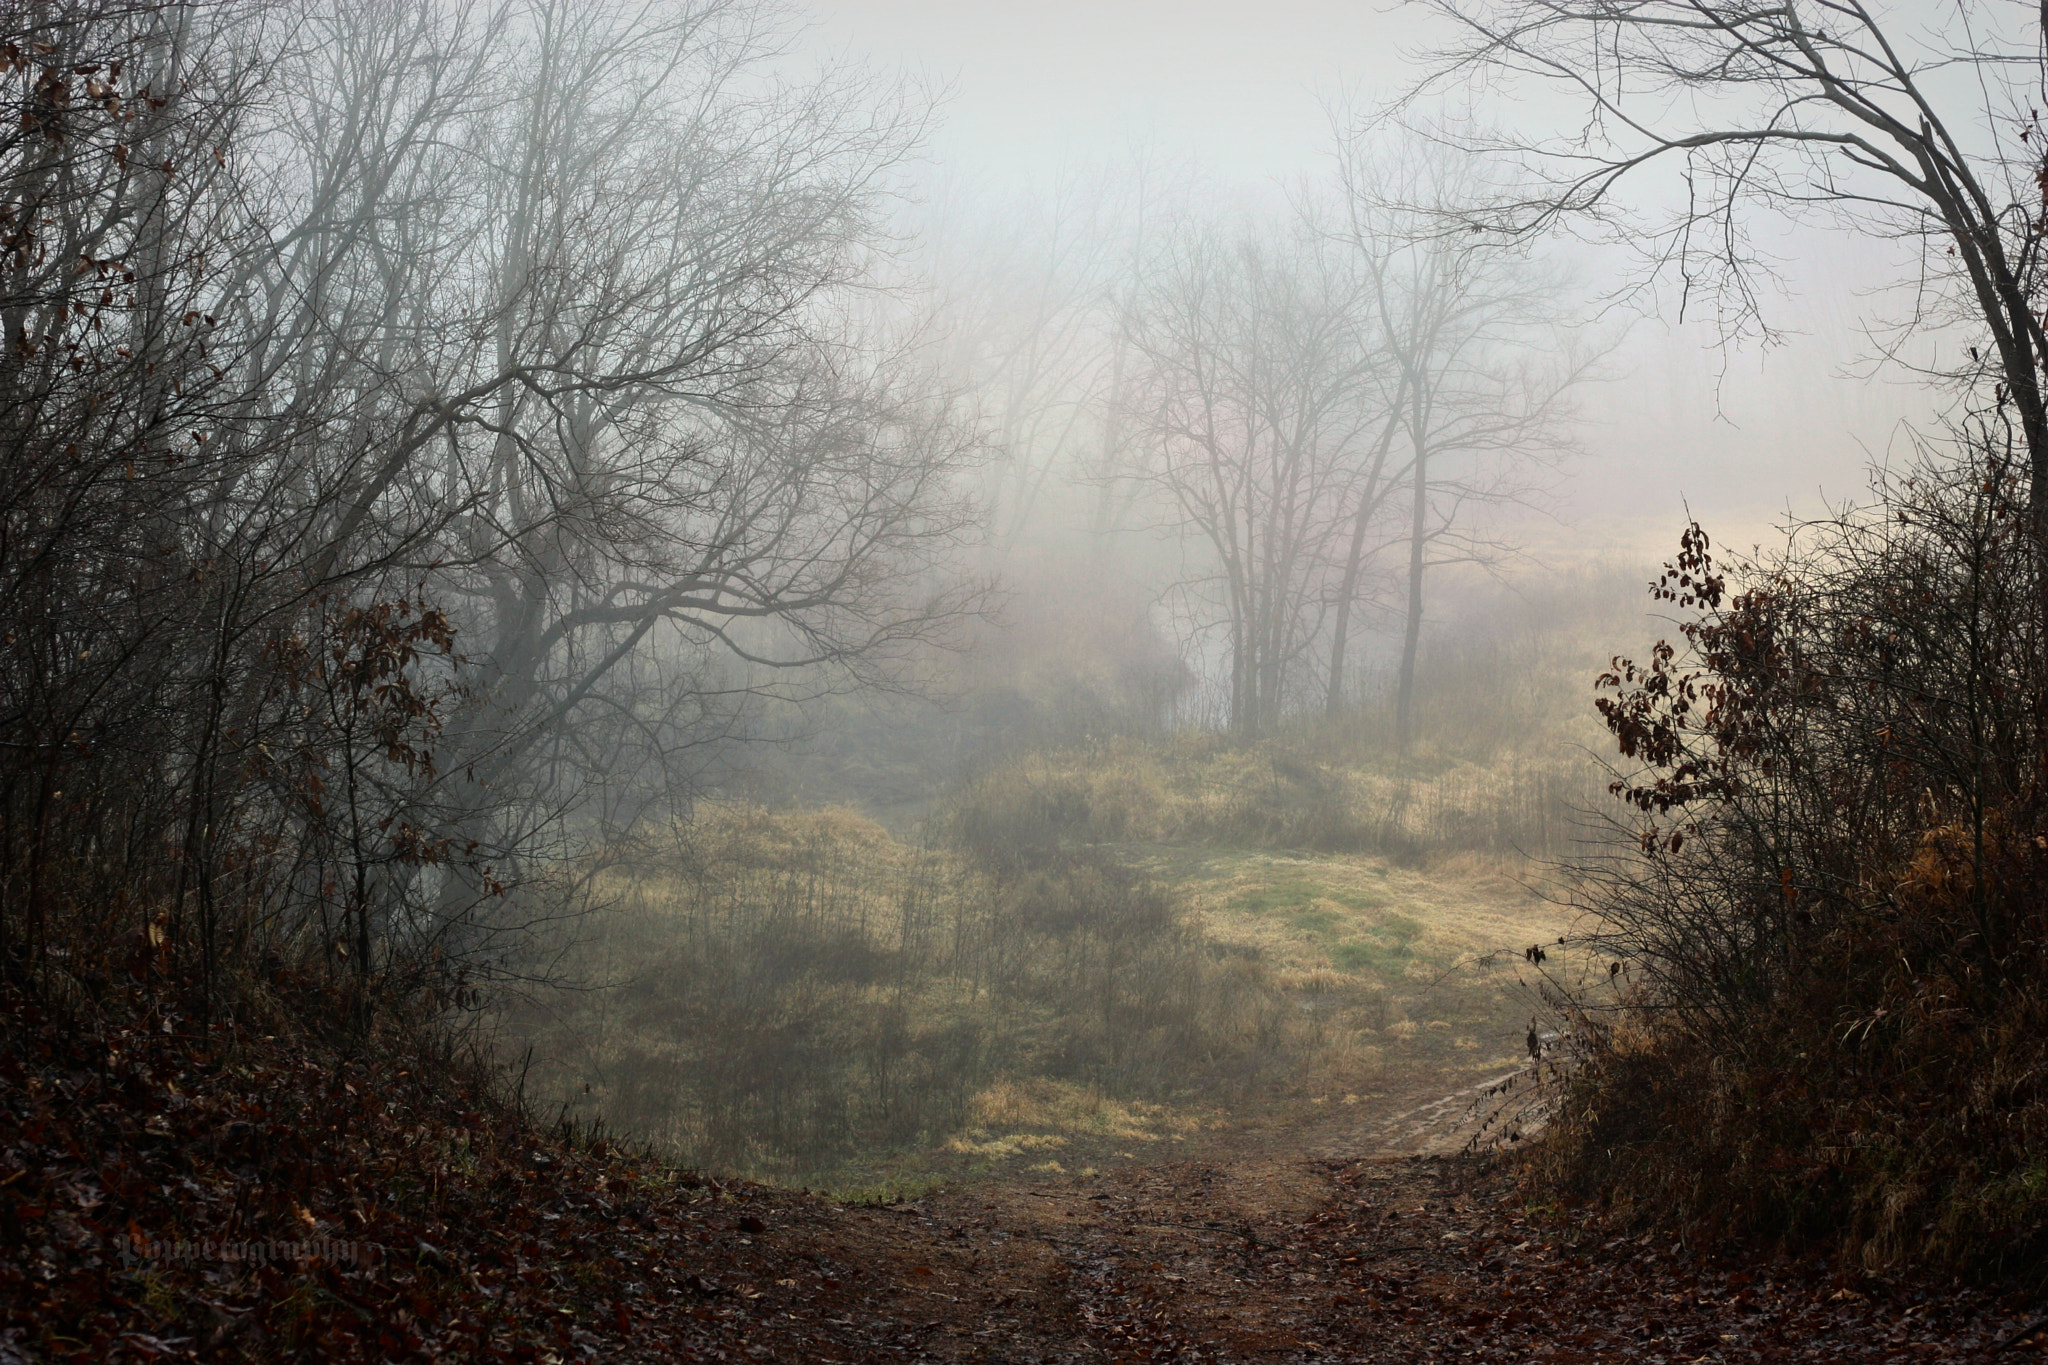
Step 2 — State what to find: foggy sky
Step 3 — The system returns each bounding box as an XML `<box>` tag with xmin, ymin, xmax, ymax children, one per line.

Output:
<box><xmin>808</xmin><ymin>0</ymin><xmax>1950</xmax><ymax>558</ymax></box>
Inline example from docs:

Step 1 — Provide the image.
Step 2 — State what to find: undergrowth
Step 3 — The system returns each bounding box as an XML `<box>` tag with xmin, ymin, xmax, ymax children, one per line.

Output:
<box><xmin>1526</xmin><ymin>434</ymin><xmax>2048</xmax><ymax>1281</ymax></box>
<box><xmin>498</xmin><ymin>804</ymin><xmax>1308</xmax><ymax>1182</ymax></box>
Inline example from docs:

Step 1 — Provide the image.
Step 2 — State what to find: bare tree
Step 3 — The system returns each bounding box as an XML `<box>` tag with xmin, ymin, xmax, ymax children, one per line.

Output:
<box><xmin>1327</xmin><ymin>131</ymin><xmax>1594</xmax><ymax>748</ymax></box>
<box><xmin>0</xmin><ymin>0</ymin><xmax>280</xmax><ymax>986</ymax></box>
<box><xmin>1410</xmin><ymin>0</ymin><xmax>2048</xmax><ymax>540</ymax></box>
<box><xmin>0</xmin><ymin>0</ymin><xmax>985</xmax><ymax>1011</ymax></box>
<box><xmin>918</xmin><ymin>170</ymin><xmax>1130</xmax><ymax>556</ymax></box>
<box><xmin>236</xmin><ymin>0</ymin><xmax>987</xmax><ymax>976</ymax></box>
<box><xmin>1119</xmin><ymin>219</ymin><xmax>1383</xmax><ymax>736</ymax></box>
<box><xmin>385</xmin><ymin>1</ymin><xmax>979</xmax><ymax>948</ymax></box>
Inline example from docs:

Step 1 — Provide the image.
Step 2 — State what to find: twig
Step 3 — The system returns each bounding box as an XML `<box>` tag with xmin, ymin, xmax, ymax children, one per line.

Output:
<box><xmin>1993</xmin><ymin>1311</ymin><xmax>2048</xmax><ymax>1354</ymax></box>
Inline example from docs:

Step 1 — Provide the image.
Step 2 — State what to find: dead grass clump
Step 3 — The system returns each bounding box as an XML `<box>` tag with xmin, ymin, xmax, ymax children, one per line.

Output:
<box><xmin>941</xmin><ymin>733</ymin><xmax>1601</xmax><ymax>864</ymax></box>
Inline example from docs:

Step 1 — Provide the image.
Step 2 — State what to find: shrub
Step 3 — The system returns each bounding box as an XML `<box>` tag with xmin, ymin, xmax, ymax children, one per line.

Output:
<box><xmin>1534</xmin><ymin>428</ymin><xmax>2048</xmax><ymax>1275</ymax></box>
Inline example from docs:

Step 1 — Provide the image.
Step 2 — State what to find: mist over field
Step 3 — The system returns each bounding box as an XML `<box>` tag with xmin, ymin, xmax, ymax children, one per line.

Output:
<box><xmin>12</xmin><ymin>0</ymin><xmax>2048</xmax><ymax>1357</ymax></box>
<box><xmin>468</xmin><ymin>0</ymin><xmax>1978</xmax><ymax>1191</ymax></box>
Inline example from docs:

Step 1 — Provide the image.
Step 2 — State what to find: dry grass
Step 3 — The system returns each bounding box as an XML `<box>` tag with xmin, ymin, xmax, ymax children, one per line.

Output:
<box><xmin>497</xmin><ymin>722</ymin><xmax>1583</xmax><ymax>1190</ymax></box>
<box><xmin>499</xmin><ymin>784</ymin><xmax>1566</xmax><ymax>1189</ymax></box>
<box><xmin>943</xmin><ymin>1076</ymin><xmax>1213</xmax><ymax>1167</ymax></box>
<box><xmin>1146</xmin><ymin>846</ymin><xmax>1555</xmax><ymax>969</ymax></box>
<box><xmin>499</xmin><ymin>802</ymin><xmax>1298</xmax><ymax>1184</ymax></box>
<box><xmin>1164</xmin><ymin>843</ymin><xmax>1561</xmax><ymax>1092</ymax></box>
<box><xmin>941</xmin><ymin>733</ymin><xmax>1604</xmax><ymax>864</ymax></box>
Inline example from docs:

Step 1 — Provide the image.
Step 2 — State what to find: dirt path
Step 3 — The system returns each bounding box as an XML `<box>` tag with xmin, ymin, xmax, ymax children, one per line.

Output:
<box><xmin>20</xmin><ymin>950</ymin><xmax>2028</xmax><ymax>1363</ymax></box>
<box><xmin>690</xmin><ymin>1093</ymin><xmax>2029</xmax><ymax>1364</ymax></box>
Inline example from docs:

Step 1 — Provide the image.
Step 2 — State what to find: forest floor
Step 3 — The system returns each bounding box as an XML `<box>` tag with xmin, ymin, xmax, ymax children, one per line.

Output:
<box><xmin>8</xmin><ymin>958</ymin><xmax>2042</xmax><ymax>1364</ymax></box>
<box><xmin>8</xmin><ymin>841</ymin><xmax>2039</xmax><ymax>1361</ymax></box>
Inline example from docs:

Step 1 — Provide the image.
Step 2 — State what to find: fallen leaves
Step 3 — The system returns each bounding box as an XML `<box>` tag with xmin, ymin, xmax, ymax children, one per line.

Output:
<box><xmin>3</xmin><ymin>968</ymin><xmax>2040</xmax><ymax>1363</ymax></box>
<box><xmin>0</xmin><ymin>974</ymin><xmax>882</xmax><ymax>1363</ymax></box>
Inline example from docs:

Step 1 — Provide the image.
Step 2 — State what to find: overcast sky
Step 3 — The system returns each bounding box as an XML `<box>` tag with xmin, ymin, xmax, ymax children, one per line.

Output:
<box><xmin>806</xmin><ymin>0</ymin><xmax>1413</xmax><ymax>183</ymax></box>
<box><xmin>804</xmin><ymin>0</ymin><xmax>1953</xmax><ymax>556</ymax></box>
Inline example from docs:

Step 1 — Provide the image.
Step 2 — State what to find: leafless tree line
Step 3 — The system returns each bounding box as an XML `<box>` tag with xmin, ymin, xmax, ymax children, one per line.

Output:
<box><xmin>922</xmin><ymin>140</ymin><xmax>1594</xmax><ymax>743</ymax></box>
<box><xmin>935</xmin><ymin>0</ymin><xmax>2048</xmax><ymax>748</ymax></box>
<box><xmin>0</xmin><ymin>0</ymin><xmax>982</xmax><ymax>1016</ymax></box>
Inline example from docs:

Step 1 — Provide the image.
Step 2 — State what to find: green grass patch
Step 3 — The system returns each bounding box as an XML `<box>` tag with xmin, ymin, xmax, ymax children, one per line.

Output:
<box><xmin>1371</xmin><ymin>912</ymin><xmax>1424</xmax><ymax>941</ymax></box>
<box><xmin>1331</xmin><ymin>940</ymin><xmax>1407</xmax><ymax>974</ymax></box>
<box><xmin>1329</xmin><ymin>914</ymin><xmax>1427</xmax><ymax>977</ymax></box>
<box><xmin>817</xmin><ymin>1171</ymin><xmax>952</xmax><ymax>1205</ymax></box>
<box><xmin>1230</xmin><ymin>875</ymin><xmax>1382</xmax><ymax>916</ymax></box>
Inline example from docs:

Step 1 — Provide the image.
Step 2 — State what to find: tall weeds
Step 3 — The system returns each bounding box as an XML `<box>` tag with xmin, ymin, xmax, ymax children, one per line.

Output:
<box><xmin>500</xmin><ymin>805</ymin><xmax>1296</xmax><ymax>1179</ymax></box>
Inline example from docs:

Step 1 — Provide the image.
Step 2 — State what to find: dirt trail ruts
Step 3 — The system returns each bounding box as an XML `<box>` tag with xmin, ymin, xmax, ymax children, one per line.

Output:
<box><xmin>739</xmin><ymin>1137</ymin><xmax>2028</xmax><ymax>1363</ymax></box>
<box><xmin>1328</xmin><ymin>1068</ymin><xmax>1525</xmax><ymax>1159</ymax></box>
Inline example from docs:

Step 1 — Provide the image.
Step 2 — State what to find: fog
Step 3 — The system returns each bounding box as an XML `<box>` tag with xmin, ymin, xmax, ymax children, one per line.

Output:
<box><xmin>5</xmin><ymin>0</ymin><xmax>2023</xmax><ymax>1193</ymax></box>
<box><xmin>496</xmin><ymin>0</ymin><xmax>1967</xmax><ymax>1180</ymax></box>
<box><xmin>492</xmin><ymin>0</ymin><xmax>2013</xmax><ymax>1179</ymax></box>
<box><xmin>813</xmin><ymin>0</ymin><xmax>1938</xmax><ymax>537</ymax></box>
<box><xmin>20</xmin><ymin>8</ymin><xmax>2048</xmax><ymax>1350</ymax></box>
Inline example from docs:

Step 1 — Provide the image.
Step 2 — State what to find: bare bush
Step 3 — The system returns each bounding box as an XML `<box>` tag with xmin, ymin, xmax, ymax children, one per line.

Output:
<box><xmin>1535</xmin><ymin>426</ymin><xmax>2048</xmax><ymax>1271</ymax></box>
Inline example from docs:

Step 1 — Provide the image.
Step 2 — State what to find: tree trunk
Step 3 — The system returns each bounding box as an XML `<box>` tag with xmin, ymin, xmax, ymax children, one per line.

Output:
<box><xmin>1394</xmin><ymin>443</ymin><xmax>1428</xmax><ymax>752</ymax></box>
<box><xmin>1230</xmin><ymin>610</ymin><xmax>1251</xmax><ymax>736</ymax></box>
<box><xmin>1327</xmin><ymin>490</ymin><xmax>1376</xmax><ymax>719</ymax></box>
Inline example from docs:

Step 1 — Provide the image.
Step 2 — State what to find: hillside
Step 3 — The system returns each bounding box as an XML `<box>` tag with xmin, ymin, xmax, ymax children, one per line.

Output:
<box><xmin>495</xmin><ymin>786</ymin><xmax>1566</xmax><ymax>1195</ymax></box>
<box><xmin>3</xmin><ymin>967</ymin><xmax>2036</xmax><ymax>1363</ymax></box>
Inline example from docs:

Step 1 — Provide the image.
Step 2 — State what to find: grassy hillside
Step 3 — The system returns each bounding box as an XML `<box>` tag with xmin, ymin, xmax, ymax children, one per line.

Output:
<box><xmin>499</xmin><ymin>765</ymin><xmax>1568</xmax><ymax>1191</ymax></box>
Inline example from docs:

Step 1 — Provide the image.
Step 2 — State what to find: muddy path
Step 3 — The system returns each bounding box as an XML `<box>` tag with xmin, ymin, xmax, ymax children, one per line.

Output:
<box><xmin>722</xmin><ymin>1153</ymin><xmax>2031</xmax><ymax>1363</ymax></box>
<box><xmin>678</xmin><ymin>1090</ymin><xmax>2030</xmax><ymax>1364</ymax></box>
